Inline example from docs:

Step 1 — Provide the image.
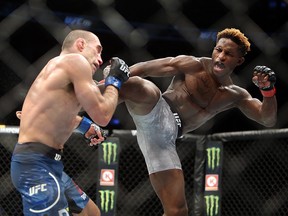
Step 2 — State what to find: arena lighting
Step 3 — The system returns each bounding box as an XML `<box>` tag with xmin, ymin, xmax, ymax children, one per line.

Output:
<box><xmin>64</xmin><ymin>16</ymin><xmax>92</xmax><ymax>28</ymax></box>
<box><xmin>268</xmin><ymin>0</ymin><xmax>287</xmax><ymax>8</ymax></box>
<box><xmin>109</xmin><ymin>117</ymin><xmax>121</xmax><ymax>126</ymax></box>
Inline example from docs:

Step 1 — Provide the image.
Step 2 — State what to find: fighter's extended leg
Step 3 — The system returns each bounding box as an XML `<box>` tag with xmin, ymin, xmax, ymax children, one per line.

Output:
<box><xmin>150</xmin><ymin>169</ymin><xmax>188</xmax><ymax>216</ymax></box>
<box><xmin>120</xmin><ymin>76</ymin><xmax>161</xmax><ymax>115</ymax></box>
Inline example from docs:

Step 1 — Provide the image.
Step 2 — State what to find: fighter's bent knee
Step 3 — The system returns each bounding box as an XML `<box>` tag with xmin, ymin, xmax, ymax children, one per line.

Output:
<box><xmin>120</xmin><ymin>76</ymin><xmax>159</xmax><ymax>100</ymax></box>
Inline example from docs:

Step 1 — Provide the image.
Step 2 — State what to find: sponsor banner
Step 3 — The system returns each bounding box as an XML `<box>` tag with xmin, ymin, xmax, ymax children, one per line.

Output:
<box><xmin>97</xmin><ymin>137</ymin><xmax>120</xmax><ymax>216</ymax></box>
<box><xmin>100</xmin><ymin>169</ymin><xmax>115</xmax><ymax>186</ymax></box>
<box><xmin>0</xmin><ymin>126</ymin><xmax>19</xmax><ymax>134</ymax></box>
<box><xmin>204</xmin><ymin>141</ymin><xmax>223</xmax><ymax>216</ymax></box>
<box><xmin>205</xmin><ymin>174</ymin><xmax>219</xmax><ymax>191</ymax></box>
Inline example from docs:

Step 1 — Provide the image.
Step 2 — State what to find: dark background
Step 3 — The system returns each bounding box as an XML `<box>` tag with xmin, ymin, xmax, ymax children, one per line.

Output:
<box><xmin>0</xmin><ymin>0</ymin><xmax>287</xmax><ymax>134</ymax></box>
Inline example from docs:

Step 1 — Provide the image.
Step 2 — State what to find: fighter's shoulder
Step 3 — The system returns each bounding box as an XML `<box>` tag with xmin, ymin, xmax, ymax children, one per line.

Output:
<box><xmin>55</xmin><ymin>54</ymin><xmax>90</xmax><ymax>74</ymax></box>
<box><xmin>59</xmin><ymin>53</ymin><xmax>88</xmax><ymax>66</ymax></box>
<box><xmin>229</xmin><ymin>84</ymin><xmax>251</xmax><ymax>98</ymax></box>
<box><xmin>198</xmin><ymin>57</ymin><xmax>212</xmax><ymax>65</ymax></box>
<box><xmin>174</xmin><ymin>55</ymin><xmax>203</xmax><ymax>62</ymax></box>
<box><xmin>173</xmin><ymin>55</ymin><xmax>204</xmax><ymax>69</ymax></box>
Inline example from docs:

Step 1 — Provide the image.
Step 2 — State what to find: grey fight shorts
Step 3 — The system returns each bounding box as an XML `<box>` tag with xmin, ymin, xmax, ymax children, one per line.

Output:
<box><xmin>127</xmin><ymin>96</ymin><xmax>182</xmax><ymax>174</ymax></box>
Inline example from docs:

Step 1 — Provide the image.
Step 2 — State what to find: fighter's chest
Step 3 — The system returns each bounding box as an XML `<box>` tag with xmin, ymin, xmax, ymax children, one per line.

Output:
<box><xmin>187</xmin><ymin>80</ymin><xmax>237</xmax><ymax>113</ymax></box>
<box><xmin>185</xmin><ymin>74</ymin><xmax>220</xmax><ymax>105</ymax></box>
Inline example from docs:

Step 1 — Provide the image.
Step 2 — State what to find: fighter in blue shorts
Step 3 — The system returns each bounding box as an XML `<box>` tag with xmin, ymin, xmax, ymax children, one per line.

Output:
<box><xmin>13</xmin><ymin>112</ymin><xmax>105</xmax><ymax>215</ymax></box>
<box><xmin>11</xmin><ymin>30</ymin><xmax>130</xmax><ymax>215</ymax></box>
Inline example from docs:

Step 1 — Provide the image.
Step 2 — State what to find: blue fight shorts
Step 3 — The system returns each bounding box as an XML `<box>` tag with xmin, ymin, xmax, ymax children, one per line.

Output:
<box><xmin>10</xmin><ymin>142</ymin><xmax>89</xmax><ymax>216</ymax></box>
<box><xmin>63</xmin><ymin>172</ymin><xmax>89</xmax><ymax>214</ymax></box>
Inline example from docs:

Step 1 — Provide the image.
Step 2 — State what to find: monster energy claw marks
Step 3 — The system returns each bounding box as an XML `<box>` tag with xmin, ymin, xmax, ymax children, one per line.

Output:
<box><xmin>99</xmin><ymin>190</ymin><xmax>115</xmax><ymax>213</ymax></box>
<box><xmin>206</xmin><ymin>147</ymin><xmax>221</xmax><ymax>171</ymax></box>
<box><xmin>205</xmin><ymin>195</ymin><xmax>219</xmax><ymax>216</ymax></box>
<box><xmin>102</xmin><ymin>142</ymin><xmax>118</xmax><ymax>165</ymax></box>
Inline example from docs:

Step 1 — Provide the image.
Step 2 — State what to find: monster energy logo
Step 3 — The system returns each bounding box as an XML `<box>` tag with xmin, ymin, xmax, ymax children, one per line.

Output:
<box><xmin>102</xmin><ymin>142</ymin><xmax>117</xmax><ymax>165</ymax></box>
<box><xmin>205</xmin><ymin>195</ymin><xmax>219</xmax><ymax>216</ymax></box>
<box><xmin>206</xmin><ymin>147</ymin><xmax>221</xmax><ymax>170</ymax></box>
<box><xmin>99</xmin><ymin>190</ymin><xmax>115</xmax><ymax>213</ymax></box>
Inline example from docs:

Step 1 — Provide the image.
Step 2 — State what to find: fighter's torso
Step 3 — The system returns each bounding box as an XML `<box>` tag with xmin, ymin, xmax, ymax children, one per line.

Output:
<box><xmin>163</xmin><ymin>59</ymin><xmax>245</xmax><ymax>133</ymax></box>
<box><xmin>18</xmin><ymin>56</ymin><xmax>82</xmax><ymax>149</ymax></box>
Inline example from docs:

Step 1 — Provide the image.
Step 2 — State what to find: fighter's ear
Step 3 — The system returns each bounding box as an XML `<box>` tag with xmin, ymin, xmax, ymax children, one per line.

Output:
<box><xmin>16</xmin><ymin>111</ymin><xmax>22</xmax><ymax>119</ymax></box>
<box><xmin>237</xmin><ymin>57</ymin><xmax>245</xmax><ymax>66</ymax></box>
<box><xmin>75</xmin><ymin>38</ymin><xmax>86</xmax><ymax>51</ymax></box>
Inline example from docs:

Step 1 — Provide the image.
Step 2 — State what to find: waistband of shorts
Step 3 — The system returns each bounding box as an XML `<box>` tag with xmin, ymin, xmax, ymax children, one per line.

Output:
<box><xmin>163</xmin><ymin>96</ymin><xmax>183</xmax><ymax>138</ymax></box>
<box><xmin>13</xmin><ymin>142</ymin><xmax>63</xmax><ymax>161</ymax></box>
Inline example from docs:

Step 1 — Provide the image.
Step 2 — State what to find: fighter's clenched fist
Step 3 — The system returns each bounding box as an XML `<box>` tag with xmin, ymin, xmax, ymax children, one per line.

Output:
<box><xmin>252</xmin><ymin>65</ymin><xmax>276</xmax><ymax>97</ymax></box>
<box><xmin>105</xmin><ymin>57</ymin><xmax>130</xmax><ymax>90</ymax></box>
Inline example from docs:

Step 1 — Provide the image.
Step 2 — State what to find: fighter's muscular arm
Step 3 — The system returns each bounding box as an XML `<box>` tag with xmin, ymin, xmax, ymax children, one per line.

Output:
<box><xmin>236</xmin><ymin>90</ymin><xmax>277</xmax><ymax>127</ymax></box>
<box><xmin>17</xmin><ymin>111</ymin><xmax>85</xmax><ymax>130</ymax></box>
<box><xmin>67</xmin><ymin>55</ymin><xmax>121</xmax><ymax>126</ymax></box>
<box><xmin>16</xmin><ymin>112</ymin><xmax>106</xmax><ymax>145</ymax></box>
<box><xmin>235</xmin><ymin>66</ymin><xmax>277</xmax><ymax>127</ymax></box>
<box><xmin>129</xmin><ymin>55</ymin><xmax>202</xmax><ymax>77</ymax></box>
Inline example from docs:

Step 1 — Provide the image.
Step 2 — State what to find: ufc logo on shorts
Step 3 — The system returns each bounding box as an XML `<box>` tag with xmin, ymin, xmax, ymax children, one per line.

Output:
<box><xmin>173</xmin><ymin>113</ymin><xmax>182</xmax><ymax>128</ymax></box>
<box><xmin>54</xmin><ymin>153</ymin><xmax>61</xmax><ymax>161</ymax></box>
<box><xmin>29</xmin><ymin>184</ymin><xmax>47</xmax><ymax>196</ymax></box>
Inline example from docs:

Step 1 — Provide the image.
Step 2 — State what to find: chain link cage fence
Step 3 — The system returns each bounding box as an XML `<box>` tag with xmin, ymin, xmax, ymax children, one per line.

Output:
<box><xmin>221</xmin><ymin>136</ymin><xmax>288</xmax><ymax>216</ymax></box>
<box><xmin>1</xmin><ymin>128</ymin><xmax>288</xmax><ymax>215</ymax></box>
<box><xmin>0</xmin><ymin>0</ymin><xmax>288</xmax><ymax>131</ymax></box>
<box><xmin>209</xmin><ymin>129</ymin><xmax>288</xmax><ymax>216</ymax></box>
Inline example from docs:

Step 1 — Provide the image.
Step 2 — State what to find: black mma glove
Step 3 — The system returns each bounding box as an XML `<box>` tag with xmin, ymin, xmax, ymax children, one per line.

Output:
<box><xmin>105</xmin><ymin>57</ymin><xmax>130</xmax><ymax>90</ymax></box>
<box><xmin>252</xmin><ymin>65</ymin><xmax>276</xmax><ymax>97</ymax></box>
